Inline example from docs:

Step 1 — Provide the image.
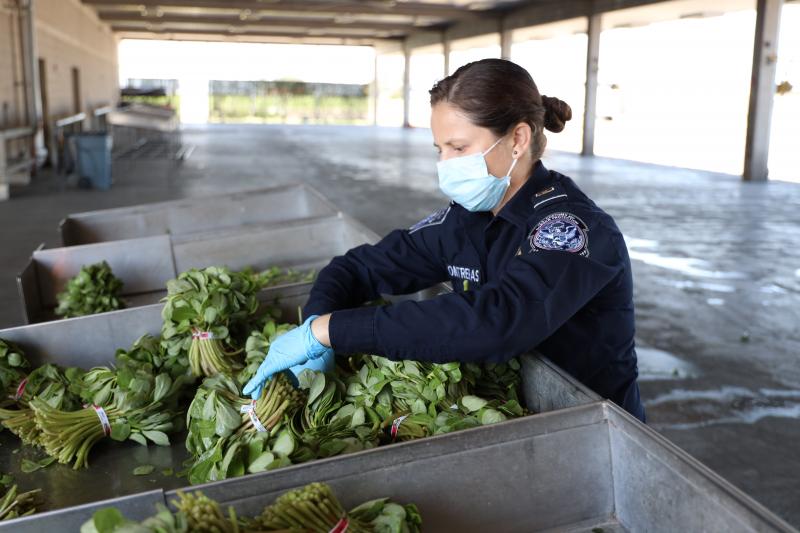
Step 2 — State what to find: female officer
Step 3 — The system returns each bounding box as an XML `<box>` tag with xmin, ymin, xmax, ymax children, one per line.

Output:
<box><xmin>244</xmin><ymin>58</ymin><xmax>645</xmax><ymax>422</ymax></box>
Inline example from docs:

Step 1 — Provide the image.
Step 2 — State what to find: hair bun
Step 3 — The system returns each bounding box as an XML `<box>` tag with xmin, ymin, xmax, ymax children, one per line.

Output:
<box><xmin>541</xmin><ymin>95</ymin><xmax>572</xmax><ymax>133</ymax></box>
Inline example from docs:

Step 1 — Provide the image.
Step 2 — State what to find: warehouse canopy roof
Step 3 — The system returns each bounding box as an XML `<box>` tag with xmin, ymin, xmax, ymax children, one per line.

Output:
<box><xmin>82</xmin><ymin>0</ymin><xmax>753</xmax><ymax>48</ymax></box>
<box><xmin>81</xmin><ymin>0</ymin><xmax>529</xmax><ymax>45</ymax></box>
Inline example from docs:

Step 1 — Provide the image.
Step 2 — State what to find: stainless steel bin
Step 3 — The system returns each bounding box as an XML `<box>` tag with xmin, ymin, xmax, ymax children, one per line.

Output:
<box><xmin>0</xmin><ymin>284</ymin><xmax>600</xmax><ymax>529</ymax></box>
<box><xmin>171</xmin><ymin>402</ymin><xmax>796</xmax><ymax>533</ymax></box>
<box><xmin>18</xmin><ymin>214</ymin><xmax>379</xmax><ymax>324</ymax></box>
<box><xmin>59</xmin><ymin>183</ymin><xmax>339</xmax><ymax>246</ymax></box>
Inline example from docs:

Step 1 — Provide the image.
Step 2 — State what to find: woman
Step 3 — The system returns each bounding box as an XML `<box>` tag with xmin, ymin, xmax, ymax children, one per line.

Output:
<box><xmin>244</xmin><ymin>58</ymin><xmax>645</xmax><ymax>422</ymax></box>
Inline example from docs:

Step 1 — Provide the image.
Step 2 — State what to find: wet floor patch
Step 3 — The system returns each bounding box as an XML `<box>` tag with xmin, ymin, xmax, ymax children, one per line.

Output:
<box><xmin>636</xmin><ymin>345</ymin><xmax>699</xmax><ymax>380</ymax></box>
<box><xmin>656</xmin><ymin>278</ymin><xmax>737</xmax><ymax>293</ymax></box>
<box><xmin>645</xmin><ymin>386</ymin><xmax>800</xmax><ymax>430</ymax></box>
<box><xmin>627</xmin><ymin>248</ymin><xmax>748</xmax><ymax>280</ymax></box>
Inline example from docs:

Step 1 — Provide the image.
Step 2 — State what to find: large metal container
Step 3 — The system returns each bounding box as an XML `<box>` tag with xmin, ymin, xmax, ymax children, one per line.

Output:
<box><xmin>18</xmin><ymin>213</ymin><xmax>379</xmax><ymax>324</ymax></box>
<box><xmin>170</xmin><ymin>401</ymin><xmax>795</xmax><ymax>533</ymax></box>
<box><xmin>59</xmin><ymin>183</ymin><xmax>339</xmax><ymax>246</ymax></box>
<box><xmin>0</xmin><ymin>283</ymin><xmax>599</xmax><ymax>531</ymax></box>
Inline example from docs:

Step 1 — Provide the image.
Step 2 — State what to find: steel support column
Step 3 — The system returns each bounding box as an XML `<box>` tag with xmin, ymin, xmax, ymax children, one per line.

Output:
<box><xmin>402</xmin><ymin>40</ymin><xmax>412</xmax><ymax>128</ymax></box>
<box><xmin>582</xmin><ymin>12</ymin><xmax>601</xmax><ymax>157</ymax></box>
<box><xmin>743</xmin><ymin>0</ymin><xmax>783</xmax><ymax>181</ymax></box>
<box><xmin>500</xmin><ymin>25</ymin><xmax>512</xmax><ymax>60</ymax></box>
<box><xmin>443</xmin><ymin>31</ymin><xmax>451</xmax><ymax>76</ymax></box>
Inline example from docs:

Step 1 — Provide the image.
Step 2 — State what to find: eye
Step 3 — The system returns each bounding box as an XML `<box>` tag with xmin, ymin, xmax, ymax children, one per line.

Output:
<box><xmin>453</xmin><ymin>146</ymin><xmax>465</xmax><ymax>153</ymax></box>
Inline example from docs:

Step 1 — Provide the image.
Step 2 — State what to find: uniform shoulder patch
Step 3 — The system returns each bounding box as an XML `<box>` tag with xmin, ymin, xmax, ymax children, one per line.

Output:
<box><xmin>528</xmin><ymin>212</ymin><xmax>589</xmax><ymax>257</ymax></box>
<box><xmin>409</xmin><ymin>206</ymin><xmax>451</xmax><ymax>234</ymax></box>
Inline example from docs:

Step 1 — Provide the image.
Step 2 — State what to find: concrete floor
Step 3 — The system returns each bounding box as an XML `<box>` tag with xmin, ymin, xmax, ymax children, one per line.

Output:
<box><xmin>2</xmin><ymin>124</ymin><xmax>800</xmax><ymax>526</ymax></box>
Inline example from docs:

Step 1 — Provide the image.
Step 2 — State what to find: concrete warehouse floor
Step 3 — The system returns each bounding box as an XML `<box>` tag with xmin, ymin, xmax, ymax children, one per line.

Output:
<box><xmin>2</xmin><ymin>124</ymin><xmax>800</xmax><ymax>526</ymax></box>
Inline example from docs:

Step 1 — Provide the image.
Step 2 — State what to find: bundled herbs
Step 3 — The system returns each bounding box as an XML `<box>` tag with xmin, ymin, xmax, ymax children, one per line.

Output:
<box><xmin>246</xmin><ymin>482</ymin><xmax>421</xmax><ymax>533</ymax></box>
<box><xmin>0</xmin><ymin>364</ymin><xmax>83</xmax><ymax>446</ymax></box>
<box><xmin>239</xmin><ymin>314</ymin><xmax>294</xmax><ymax>386</ymax></box>
<box><xmin>161</xmin><ymin>267</ymin><xmax>264</xmax><ymax>377</ymax></box>
<box><xmin>81</xmin><ymin>483</ymin><xmax>420</xmax><ymax>533</ymax></box>
<box><xmin>291</xmin><ymin>370</ymin><xmax>379</xmax><ymax>461</ymax></box>
<box><xmin>339</xmin><ymin>355</ymin><xmax>525</xmax><ymax>443</ymax></box>
<box><xmin>185</xmin><ymin>372</ymin><xmax>306</xmax><ymax>484</ymax></box>
<box><xmin>55</xmin><ymin>261</ymin><xmax>125</xmax><ymax>318</ymax></box>
<box><xmin>31</xmin><ymin>337</ymin><xmax>190</xmax><ymax>469</ymax></box>
<box><xmin>0</xmin><ymin>339</ymin><xmax>29</xmax><ymax>404</ymax></box>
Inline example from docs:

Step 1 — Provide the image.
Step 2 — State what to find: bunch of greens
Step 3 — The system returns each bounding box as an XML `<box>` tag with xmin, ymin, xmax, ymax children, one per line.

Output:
<box><xmin>0</xmin><ymin>339</ymin><xmax>29</xmax><ymax>405</ymax></box>
<box><xmin>115</xmin><ymin>334</ymin><xmax>191</xmax><ymax>383</ymax></box>
<box><xmin>291</xmin><ymin>370</ymin><xmax>380</xmax><ymax>461</ymax></box>
<box><xmin>82</xmin><ymin>483</ymin><xmax>420</xmax><ymax>533</ymax></box>
<box><xmin>340</xmin><ymin>355</ymin><xmax>525</xmax><ymax>444</ymax></box>
<box><xmin>32</xmin><ymin>340</ymin><xmax>190</xmax><ymax>469</ymax></box>
<box><xmin>462</xmin><ymin>358</ymin><xmax>524</xmax><ymax>404</ymax></box>
<box><xmin>185</xmin><ymin>372</ymin><xmax>305</xmax><ymax>484</ymax></box>
<box><xmin>170</xmin><ymin>490</ymin><xmax>237</xmax><ymax>533</ymax></box>
<box><xmin>80</xmin><ymin>504</ymin><xmax>189</xmax><ymax>533</ymax></box>
<box><xmin>0</xmin><ymin>481</ymin><xmax>41</xmax><ymax>521</ymax></box>
<box><xmin>55</xmin><ymin>261</ymin><xmax>125</xmax><ymax>318</ymax></box>
<box><xmin>342</xmin><ymin>356</ymin><xmax>471</xmax><ymax>421</ymax></box>
<box><xmin>0</xmin><ymin>364</ymin><xmax>83</xmax><ymax>446</ymax></box>
<box><xmin>161</xmin><ymin>267</ymin><xmax>264</xmax><ymax>377</ymax></box>
<box><xmin>239</xmin><ymin>314</ymin><xmax>295</xmax><ymax>386</ymax></box>
<box><xmin>245</xmin><ymin>482</ymin><xmax>421</xmax><ymax>533</ymax></box>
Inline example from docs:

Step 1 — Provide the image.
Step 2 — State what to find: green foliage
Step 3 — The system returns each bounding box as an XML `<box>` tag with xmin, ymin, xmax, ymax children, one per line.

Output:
<box><xmin>55</xmin><ymin>261</ymin><xmax>125</xmax><ymax>318</ymax></box>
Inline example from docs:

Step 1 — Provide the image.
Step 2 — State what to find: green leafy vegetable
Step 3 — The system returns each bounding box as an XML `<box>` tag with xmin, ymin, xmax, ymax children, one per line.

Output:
<box><xmin>133</xmin><ymin>465</ymin><xmax>155</xmax><ymax>476</ymax></box>
<box><xmin>0</xmin><ymin>483</ymin><xmax>41</xmax><ymax>521</ymax></box>
<box><xmin>55</xmin><ymin>261</ymin><xmax>125</xmax><ymax>318</ymax></box>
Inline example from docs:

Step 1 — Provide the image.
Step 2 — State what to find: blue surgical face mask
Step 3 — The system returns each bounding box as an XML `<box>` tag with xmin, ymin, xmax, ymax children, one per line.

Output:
<box><xmin>436</xmin><ymin>136</ymin><xmax>519</xmax><ymax>212</ymax></box>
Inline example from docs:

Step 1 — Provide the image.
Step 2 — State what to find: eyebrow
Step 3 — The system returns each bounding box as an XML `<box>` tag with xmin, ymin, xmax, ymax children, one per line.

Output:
<box><xmin>433</xmin><ymin>138</ymin><xmax>469</xmax><ymax>148</ymax></box>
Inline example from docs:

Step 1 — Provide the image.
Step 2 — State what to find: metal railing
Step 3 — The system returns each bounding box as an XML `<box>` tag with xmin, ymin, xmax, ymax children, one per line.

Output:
<box><xmin>50</xmin><ymin>112</ymin><xmax>86</xmax><ymax>174</ymax></box>
<box><xmin>0</xmin><ymin>126</ymin><xmax>35</xmax><ymax>198</ymax></box>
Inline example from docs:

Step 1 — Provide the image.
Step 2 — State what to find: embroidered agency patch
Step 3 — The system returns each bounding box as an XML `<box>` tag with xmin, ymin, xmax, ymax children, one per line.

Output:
<box><xmin>409</xmin><ymin>206</ymin><xmax>451</xmax><ymax>234</ymax></box>
<box><xmin>529</xmin><ymin>212</ymin><xmax>589</xmax><ymax>256</ymax></box>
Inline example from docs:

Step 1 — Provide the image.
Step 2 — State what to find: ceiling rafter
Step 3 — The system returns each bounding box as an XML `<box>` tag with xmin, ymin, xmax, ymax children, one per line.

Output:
<box><xmin>98</xmin><ymin>10</ymin><xmax>431</xmax><ymax>32</ymax></box>
<box><xmin>82</xmin><ymin>0</ymin><xmax>476</xmax><ymax>19</ymax></box>
<box><xmin>110</xmin><ymin>24</ymin><xmax>402</xmax><ymax>41</ymax></box>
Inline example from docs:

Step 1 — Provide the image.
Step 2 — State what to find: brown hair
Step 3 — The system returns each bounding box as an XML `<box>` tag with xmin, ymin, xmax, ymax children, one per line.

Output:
<box><xmin>429</xmin><ymin>58</ymin><xmax>572</xmax><ymax>160</ymax></box>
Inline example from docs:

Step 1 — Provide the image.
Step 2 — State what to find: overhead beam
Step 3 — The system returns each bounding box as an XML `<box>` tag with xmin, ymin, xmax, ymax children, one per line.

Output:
<box><xmin>110</xmin><ymin>25</ymin><xmax>400</xmax><ymax>41</ymax></box>
<box><xmin>113</xmin><ymin>31</ymin><xmax>379</xmax><ymax>46</ymax></box>
<box><xmin>82</xmin><ymin>0</ymin><xmax>472</xmax><ymax>19</ymax></box>
<box><xmin>97</xmin><ymin>11</ymin><xmax>423</xmax><ymax>32</ymax></box>
<box><xmin>743</xmin><ymin>0</ymin><xmax>783</xmax><ymax>181</ymax></box>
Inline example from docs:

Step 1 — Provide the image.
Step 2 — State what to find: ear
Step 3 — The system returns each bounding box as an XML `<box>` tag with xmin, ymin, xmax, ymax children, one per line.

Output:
<box><xmin>510</xmin><ymin>122</ymin><xmax>533</xmax><ymax>159</ymax></box>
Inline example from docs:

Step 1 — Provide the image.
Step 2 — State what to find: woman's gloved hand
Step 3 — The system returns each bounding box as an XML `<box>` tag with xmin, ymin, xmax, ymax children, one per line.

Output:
<box><xmin>287</xmin><ymin>349</ymin><xmax>335</xmax><ymax>382</ymax></box>
<box><xmin>242</xmin><ymin>315</ymin><xmax>333</xmax><ymax>399</ymax></box>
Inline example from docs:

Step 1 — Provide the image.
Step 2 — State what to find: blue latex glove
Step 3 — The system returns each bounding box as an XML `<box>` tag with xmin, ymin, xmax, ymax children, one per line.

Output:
<box><xmin>242</xmin><ymin>315</ymin><xmax>333</xmax><ymax>400</ymax></box>
<box><xmin>288</xmin><ymin>349</ymin><xmax>335</xmax><ymax>383</ymax></box>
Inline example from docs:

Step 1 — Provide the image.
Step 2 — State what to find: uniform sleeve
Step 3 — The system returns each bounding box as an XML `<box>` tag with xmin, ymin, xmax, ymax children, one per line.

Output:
<box><xmin>328</xmin><ymin>209</ymin><xmax>625</xmax><ymax>363</ymax></box>
<box><xmin>303</xmin><ymin>217</ymin><xmax>449</xmax><ymax>318</ymax></box>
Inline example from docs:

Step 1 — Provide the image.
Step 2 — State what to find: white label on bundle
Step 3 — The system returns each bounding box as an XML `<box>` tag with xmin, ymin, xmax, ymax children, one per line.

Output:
<box><xmin>240</xmin><ymin>400</ymin><xmax>267</xmax><ymax>433</ymax></box>
<box><xmin>92</xmin><ymin>405</ymin><xmax>112</xmax><ymax>436</ymax></box>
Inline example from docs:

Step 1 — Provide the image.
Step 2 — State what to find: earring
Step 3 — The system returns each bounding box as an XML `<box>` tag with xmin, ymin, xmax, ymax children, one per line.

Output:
<box><xmin>513</xmin><ymin>151</ymin><xmax>518</xmax><ymax>155</ymax></box>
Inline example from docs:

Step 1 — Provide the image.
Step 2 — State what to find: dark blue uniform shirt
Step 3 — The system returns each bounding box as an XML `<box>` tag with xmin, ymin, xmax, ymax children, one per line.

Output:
<box><xmin>304</xmin><ymin>160</ymin><xmax>645</xmax><ymax>421</ymax></box>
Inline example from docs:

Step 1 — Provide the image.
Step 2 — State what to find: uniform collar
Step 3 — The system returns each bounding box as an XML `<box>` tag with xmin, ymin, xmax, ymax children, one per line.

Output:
<box><xmin>495</xmin><ymin>160</ymin><xmax>554</xmax><ymax>228</ymax></box>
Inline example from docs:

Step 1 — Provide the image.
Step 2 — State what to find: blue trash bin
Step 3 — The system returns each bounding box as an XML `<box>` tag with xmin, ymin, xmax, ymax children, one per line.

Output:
<box><xmin>74</xmin><ymin>132</ymin><xmax>113</xmax><ymax>190</ymax></box>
